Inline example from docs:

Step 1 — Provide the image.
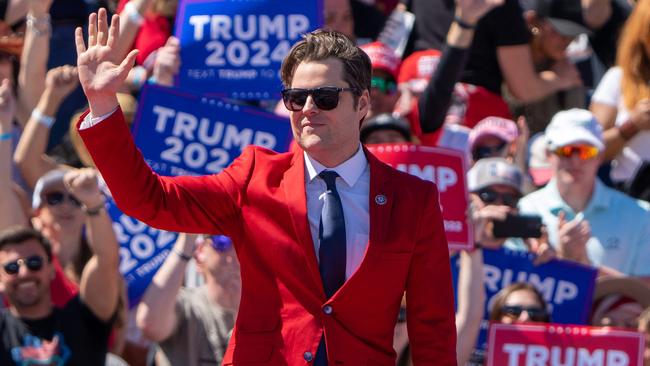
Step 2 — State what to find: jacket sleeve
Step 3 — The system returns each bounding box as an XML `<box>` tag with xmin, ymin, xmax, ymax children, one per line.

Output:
<box><xmin>406</xmin><ymin>183</ymin><xmax>457</xmax><ymax>365</ymax></box>
<box><xmin>77</xmin><ymin>108</ymin><xmax>252</xmax><ymax>236</ymax></box>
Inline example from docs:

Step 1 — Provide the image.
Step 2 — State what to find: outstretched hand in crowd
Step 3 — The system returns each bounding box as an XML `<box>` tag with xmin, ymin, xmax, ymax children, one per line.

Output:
<box><xmin>75</xmin><ymin>8</ymin><xmax>139</xmax><ymax>117</ymax></box>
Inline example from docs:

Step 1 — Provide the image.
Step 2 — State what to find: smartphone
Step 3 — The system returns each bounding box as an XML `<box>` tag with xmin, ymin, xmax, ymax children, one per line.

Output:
<box><xmin>492</xmin><ymin>214</ymin><xmax>543</xmax><ymax>238</ymax></box>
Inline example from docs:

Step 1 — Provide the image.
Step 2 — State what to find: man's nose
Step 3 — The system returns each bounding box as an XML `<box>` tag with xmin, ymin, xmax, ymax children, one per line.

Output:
<box><xmin>302</xmin><ymin>95</ymin><xmax>319</xmax><ymax>113</ymax></box>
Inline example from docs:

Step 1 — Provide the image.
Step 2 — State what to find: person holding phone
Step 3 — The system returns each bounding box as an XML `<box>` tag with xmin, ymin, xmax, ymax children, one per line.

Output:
<box><xmin>467</xmin><ymin>157</ymin><xmax>554</xmax><ymax>263</ymax></box>
<box><xmin>517</xmin><ymin>109</ymin><xmax>650</xmax><ymax>277</ymax></box>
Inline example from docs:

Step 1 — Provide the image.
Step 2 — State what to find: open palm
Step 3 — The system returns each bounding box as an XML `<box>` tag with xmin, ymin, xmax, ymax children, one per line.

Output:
<box><xmin>75</xmin><ymin>9</ymin><xmax>138</xmax><ymax>111</ymax></box>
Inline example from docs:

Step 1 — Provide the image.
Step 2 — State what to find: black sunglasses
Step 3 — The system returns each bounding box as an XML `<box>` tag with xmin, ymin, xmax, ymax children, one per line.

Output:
<box><xmin>472</xmin><ymin>142</ymin><xmax>507</xmax><ymax>161</ymax></box>
<box><xmin>3</xmin><ymin>255</ymin><xmax>45</xmax><ymax>275</ymax></box>
<box><xmin>281</xmin><ymin>86</ymin><xmax>360</xmax><ymax>111</ymax></box>
<box><xmin>501</xmin><ymin>305</ymin><xmax>548</xmax><ymax>322</ymax></box>
<box><xmin>44</xmin><ymin>191</ymin><xmax>81</xmax><ymax>207</ymax></box>
<box><xmin>477</xmin><ymin>188</ymin><xmax>521</xmax><ymax>208</ymax></box>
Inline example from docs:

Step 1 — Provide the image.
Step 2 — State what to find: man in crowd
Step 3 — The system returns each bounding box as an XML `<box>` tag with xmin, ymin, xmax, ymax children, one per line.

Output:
<box><xmin>518</xmin><ymin>109</ymin><xmax>650</xmax><ymax>276</ymax></box>
<box><xmin>136</xmin><ymin>233</ymin><xmax>240</xmax><ymax>366</ymax></box>
<box><xmin>0</xmin><ymin>169</ymin><xmax>119</xmax><ymax>365</ymax></box>
<box><xmin>359</xmin><ymin>41</ymin><xmax>402</xmax><ymax>119</ymax></box>
<box><xmin>73</xmin><ymin>9</ymin><xmax>456</xmax><ymax>366</ymax></box>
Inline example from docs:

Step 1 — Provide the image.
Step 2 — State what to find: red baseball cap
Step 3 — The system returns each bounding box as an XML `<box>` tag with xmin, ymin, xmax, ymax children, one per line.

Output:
<box><xmin>360</xmin><ymin>41</ymin><xmax>402</xmax><ymax>80</ymax></box>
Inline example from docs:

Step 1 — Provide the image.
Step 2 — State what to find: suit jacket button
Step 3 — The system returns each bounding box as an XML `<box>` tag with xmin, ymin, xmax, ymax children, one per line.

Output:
<box><xmin>323</xmin><ymin>305</ymin><xmax>333</xmax><ymax>315</ymax></box>
<box><xmin>304</xmin><ymin>351</ymin><xmax>314</xmax><ymax>361</ymax></box>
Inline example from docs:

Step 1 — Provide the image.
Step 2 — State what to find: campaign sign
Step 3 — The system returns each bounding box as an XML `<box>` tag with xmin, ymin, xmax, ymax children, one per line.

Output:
<box><xmin>107</xmin><ymin>197</ymin><xmax>178</xmax><ymax>308</ymax></box>
<box><xmin>487</xmin><ymin>323</ymin><xmax>645</xmax><ymax>366</ymax></box>
<box><xmin>451</xmin><ymin>248</ymin><xmax>598</xmax><ymax>362</ymax></box>
<box><xmin>132</xmin><ymin>83</ymin><xmax>293</xmax><ymax>177</ymax></box>
<box><xmin>366</xmin><ymin>143</ymin><xmax>471</xmax><ymax>250</ymax></box>
<box><xmin>174</xmin><ymin>0</ymin><xmax>323</xmax><ymax>98</ymax></box>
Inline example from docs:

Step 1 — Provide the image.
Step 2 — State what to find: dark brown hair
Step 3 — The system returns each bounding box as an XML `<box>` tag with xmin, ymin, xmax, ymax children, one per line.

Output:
<box><xmin>0</xmin><ymin>226</ymin><xmax>53</xmax><ymax>262</ymax></box>
<box><xmin>280</xmin><ymin>29</ymin><xmax>371</xmax><ymax>105</ymax></box>
<box><xmin>489</xmin><ymin>282</ymin><xmax>550</xmax><ymax>322</ymax></box>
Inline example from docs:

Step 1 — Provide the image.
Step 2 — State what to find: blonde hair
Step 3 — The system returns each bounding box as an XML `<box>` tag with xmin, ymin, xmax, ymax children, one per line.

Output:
<box><xmin>617</xmin><ymin>0</ymin><xmax>650</xmax><ymax>110</ymax></box>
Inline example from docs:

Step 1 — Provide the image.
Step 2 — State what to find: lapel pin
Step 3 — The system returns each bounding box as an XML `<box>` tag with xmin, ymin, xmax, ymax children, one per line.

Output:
<box><xmin>375</xmin><ymin>194</ymin><xmax>387</xmax><ymax>205</ymax></box>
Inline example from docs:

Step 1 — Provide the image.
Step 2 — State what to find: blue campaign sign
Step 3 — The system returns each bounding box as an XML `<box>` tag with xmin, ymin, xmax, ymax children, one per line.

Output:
<box><xmin>108</xmin><ymin>197</ymin><xmax>178</xmax><ymax>308</ymax></box>
<box><xmin>174</xmin><ymin>0</ymin><xmax>323</xmax><ymax>98</ymax></box>
<box><xmin>131</xmin><ymin>83</ymin><xmax>293</xmax><ymax>176</ymax></box>
<box><xmin>451</xmin><ymin>248</ymin><xmax>598</xmax><ymax>360</ymax></box>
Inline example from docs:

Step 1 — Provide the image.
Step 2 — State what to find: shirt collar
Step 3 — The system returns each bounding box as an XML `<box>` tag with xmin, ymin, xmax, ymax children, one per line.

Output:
<box><xmin>545</xmin><ymin>177</ymin><xmax>611</xmax><ymax>218</ymax></box>
<box><xmin>304</xmin><ymin>144</ymin><xmax>368</xmax><ymax>187</ymax></box>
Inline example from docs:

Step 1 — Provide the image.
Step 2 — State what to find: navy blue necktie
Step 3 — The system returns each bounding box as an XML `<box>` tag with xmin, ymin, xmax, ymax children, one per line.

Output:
<box><xmin>314</xmin><ymin>171</ymin><xmax>346</xmax><ymax>366</ymax></box>
<box><xmin>318</xmin><ymin>170</ymin><xmax>346</xmax><ymax>298</ymax></box>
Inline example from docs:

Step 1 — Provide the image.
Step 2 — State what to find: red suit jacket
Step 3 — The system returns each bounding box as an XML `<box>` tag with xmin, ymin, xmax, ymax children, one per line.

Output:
<box><xmin>78</xmin><ymin>109</ymin><xmax>457</xmax><ymax>366</ymax></box>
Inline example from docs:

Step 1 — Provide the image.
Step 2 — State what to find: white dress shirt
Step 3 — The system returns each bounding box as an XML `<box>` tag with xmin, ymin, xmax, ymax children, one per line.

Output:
<box><xmin>304</xmin><ymin>146</ymin><xmax>370</xmax><ymax>280</ymax></box>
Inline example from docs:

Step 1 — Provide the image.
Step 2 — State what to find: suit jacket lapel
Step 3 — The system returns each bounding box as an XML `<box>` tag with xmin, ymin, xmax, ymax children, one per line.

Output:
<box><xmin>282</xmin><ymin>149</ymin><xmax>324</xmax><ymax>295</ymax></box>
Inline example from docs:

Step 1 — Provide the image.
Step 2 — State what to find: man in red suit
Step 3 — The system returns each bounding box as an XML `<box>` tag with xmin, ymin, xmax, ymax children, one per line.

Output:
<box><xmin>74</xmin><ymin>9</ymin><xmax>456</xmax><ymax>366</ymax></box>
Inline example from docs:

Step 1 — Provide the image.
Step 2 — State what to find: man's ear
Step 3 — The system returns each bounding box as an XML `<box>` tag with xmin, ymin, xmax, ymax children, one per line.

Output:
<box><xmin>357</xmin><ymin>89</ymin><xmax>370</xmax><ymax>117</ymax></box>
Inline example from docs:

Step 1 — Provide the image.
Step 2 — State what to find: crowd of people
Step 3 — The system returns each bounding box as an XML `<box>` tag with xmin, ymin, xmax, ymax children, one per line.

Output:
<box><xmin>0</xmin><ymin>0</ymin><xmax>649</xmax><ymax>365</ymax></box>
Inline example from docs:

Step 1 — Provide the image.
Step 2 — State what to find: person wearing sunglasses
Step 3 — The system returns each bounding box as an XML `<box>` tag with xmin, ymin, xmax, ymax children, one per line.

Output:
<box><xmin>359</xmin><ymin>42</ymin><xmax>401</xmax><ymax>120</ymax></box>
<box><xmin>75</xmin><ymin>14</ymin><xmax>456</xmax><ymax>366</ymax></box>
<box><xmin>0</xmin><ymin>193</ymin><xmax>120</xmax><ymax>366</ymax></box>
<box><xmin>468</xmin><ymin>116</ymin><xmax>519</xmax><ymax>164</ymax></box>
<box><xmin>489</xmin><ymin>282</ymin><xmax>551</xmax><ymax>324</ymax></box>
<box><xmin>518</xmin><ymin>109</ymin><xmax>650</xmax><ymax>276</ymax></box>
<box><xmin>137</xmin><ymin>233</ymin><xmax>240</xmax><ymax>366</ymax></box>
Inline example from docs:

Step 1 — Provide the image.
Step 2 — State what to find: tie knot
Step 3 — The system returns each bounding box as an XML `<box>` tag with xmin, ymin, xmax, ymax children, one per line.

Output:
<box><xmin>319</xmin><ymin>170</ymin><xmax>339</xmax><ymax>190</ymax></box>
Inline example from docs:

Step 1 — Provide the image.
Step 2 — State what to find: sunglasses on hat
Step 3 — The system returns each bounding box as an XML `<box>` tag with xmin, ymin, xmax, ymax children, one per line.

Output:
<box><xmin>43</xmin><ymin>191</ymin><xmax>81</xmax><ymax>207</ymax></box>
<box><xmin>3</xmin><ymin>255</ymin><xmax>45</xmax><ymax>275</ymax></box>
<box><xmin>477</xmin><ymin>188</ymin><xmax>521</xmax><ymax>208</ymax></box>
<box><xmin>501</xmin><ymin>305</ymin><xmax>548</xmax><ymax>322</ymax></box>
<box><xmin>281</xmin><ymin>86</ymin><xmax>360</xmax><ymax>111</ymax></box>
<box><xmin>552</xmin><ymin>144</ymin><xmax>599</xmax><ymax>160</ymax></box>
<box><xmin>371</xmin><ymin>75</ymin><xmax>397</xmax><ymax>95</ymax></box>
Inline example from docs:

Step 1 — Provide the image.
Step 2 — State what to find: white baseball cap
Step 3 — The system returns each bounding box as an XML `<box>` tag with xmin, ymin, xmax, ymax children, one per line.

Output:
<box><xmin>545</xmin><ymin>109</ymin><xmax>604</xmax><ymax>151</ymax></box>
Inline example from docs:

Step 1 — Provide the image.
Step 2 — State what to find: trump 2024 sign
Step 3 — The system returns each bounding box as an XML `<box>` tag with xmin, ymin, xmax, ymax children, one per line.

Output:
<box><xmin>487</xmin><ymin>323</ymin><xmax>645</xmax><ymax>366</ymax></box>
<box><xmin>174</xmin><ymin>0</ymin><xmax>323</xmax><ymax>98</ymax></box>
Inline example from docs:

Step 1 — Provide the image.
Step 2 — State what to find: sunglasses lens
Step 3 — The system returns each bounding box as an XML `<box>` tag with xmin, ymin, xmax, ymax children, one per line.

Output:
<box><xmin>45</xmin><ymin>192</ymin><xmax>64</xmax><ymax>206</ymax></box>
<box><xmin>554</xmin><ymin>145</ymin><xmax>599</xmax><ymax>160</ymax></box>
<box><xmin>478</xmin><ymin>189</ymin><xmax>497</xmax><ymax>204</ymax></box>
<box><xmin>3</xmin><ymin>262</ymin><xmax>19</xmax><ymax>275</ymax></box>
<box><xmin>371</xmin><ymin>76</ymin><xmax>396</xmax><ymax>94</ymax></box>
<box><xmin>313</xmin><ymin>88</ymin><xmax>340</xmax><ymax>110</ymax></box>
<box><xmin>282</xmin><ymin>90</ymin><xmax>307</xmax><ymax>111</ymax></box>
<box><xmin>26</xmin><ymin>256</ymin><xmax>44</xmax><ymax>271</ymax></box>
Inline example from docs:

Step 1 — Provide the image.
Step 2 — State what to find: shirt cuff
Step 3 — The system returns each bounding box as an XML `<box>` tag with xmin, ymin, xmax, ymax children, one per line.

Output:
<box><xmin>79</xmin><ymin>107</ymin><xmax>119</xmax><ymax>130</ymax></box>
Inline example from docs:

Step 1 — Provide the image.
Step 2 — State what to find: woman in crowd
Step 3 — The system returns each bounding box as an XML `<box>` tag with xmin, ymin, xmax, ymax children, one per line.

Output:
<box><xmin>590</xmin><ymin>0</ymin><xmax>650</xmax><ymax>201</ymax></box>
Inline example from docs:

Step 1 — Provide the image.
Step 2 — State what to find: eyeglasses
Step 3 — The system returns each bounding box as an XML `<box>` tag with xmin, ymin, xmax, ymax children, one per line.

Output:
<box><xmin>3</xmin><ymin>255</ymin><xmax>45</xmax><ymax>275</ymax></box>
<box><xmin>472</xmin><ymin>142</ymin><xmax>507</xmax><ymax>161</ymax></box>
<box><xmin>501</xmin><ymin>305</ymin><xmax>548</xmax><ymax>322</ymax></box>
<box><xmin>281</xmin><ymin>86</ymin><xmax>360</xmax><ymax>111</ymax></box>
<box><xmin>477</xmin><ymin>188</ymin><xmax>521</xmax><ymax>208</ymax></box>
<box><xmin>371</xmin><ymin>75</ymin><xmax>397</xmax><ymax>95</ymax></box>
<box><xmin>207</xmin><ymin>235</ymin><xmax>233</xmax><ymax>252</ymax></box>
<box><xmin>552</xmin><ymin>144</ymin><xmax>599</xmax><ymax>160</ymax></box>
<box><xmin>43</xmin><ymin>191</ymin><xmax>81</xmax><ymax>207</ymax></box>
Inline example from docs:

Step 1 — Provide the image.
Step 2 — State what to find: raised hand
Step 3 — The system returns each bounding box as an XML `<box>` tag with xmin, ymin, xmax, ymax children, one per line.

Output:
<box><xmin>64</xmin><ymin>168</ymin><xmax>105</xmax><ymax>210</ymax></box>
<box><xmin>153</xmin><ymin>36</ymin><xmax>181</xmax><ymax>87</ymax></box>
<box><xmin>456</xmin><ymin>0</ymin><xmax>505</xmax><ymax>25</ymax></box>
<box><xmin>557</xmin><ymin>211</ymin><xmax>591</xmax><ymax>264</ymax></box>
<box><xmin>44</xmin><ymin>65</ymin><xmax>79</xmax><ymax>105</ymax></box>
<box><xmin>75</xmin><ymin>8</ymin><xmax>139</xmax><ymax>116</ymax></box>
